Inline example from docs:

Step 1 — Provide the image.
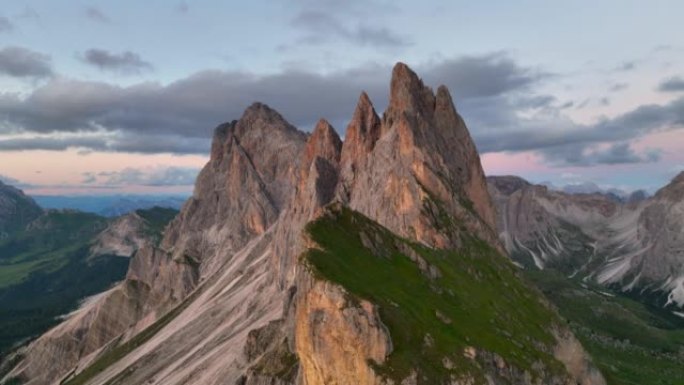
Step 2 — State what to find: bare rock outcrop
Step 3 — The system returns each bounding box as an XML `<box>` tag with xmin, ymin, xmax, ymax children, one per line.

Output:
<box><xmin>89</xmin><ymin>212</ymin><xmax>151</xmax><ymax>258</ymax></box>
<box><xmin>294</xmin><ymin>275</ymin><xmax>391</xmax><ymax>385</ymax></box>
<box><xmin>338</xmin><ymin>63</ymin><xmax>499</xmax><ymax>251</ymax></box>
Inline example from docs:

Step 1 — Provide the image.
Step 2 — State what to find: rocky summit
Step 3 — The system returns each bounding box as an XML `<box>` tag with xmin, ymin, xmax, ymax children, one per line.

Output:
<box><xmin>1</xmin><ymin>64</ymin><xmax>605</xmax><ymax>385</ymax></box>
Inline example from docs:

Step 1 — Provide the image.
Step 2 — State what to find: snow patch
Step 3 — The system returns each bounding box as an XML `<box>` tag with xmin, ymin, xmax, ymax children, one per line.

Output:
<box><xmin>664</xmin><ymin>275</ymin><xmax>684</xmax><ymax>307</ymax></box>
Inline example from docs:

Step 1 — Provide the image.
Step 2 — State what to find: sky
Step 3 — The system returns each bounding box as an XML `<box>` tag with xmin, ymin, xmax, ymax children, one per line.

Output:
<box><xmin>0</xmin><ymin>0</ymin><xmax>683</xmax><ymax>195</ymax></box>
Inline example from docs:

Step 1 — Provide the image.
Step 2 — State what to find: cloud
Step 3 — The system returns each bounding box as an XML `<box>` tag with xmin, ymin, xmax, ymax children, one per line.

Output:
<box><xmin>658</xmin><ymin>76</ymin><xmax>684</xmax><ymax>92</ymax></box>
<box><xmin>615</xmin><ymin>61</ymin><xmax>636</xmax><ymax>71</ymax></box>
<box><xmin>0</xmin><ymin>52</ymin><xmax>679</xmax><ymax>167</ymax></box>
<box><xmin>0</xmin><ymin>54</ymin><xmax>540</xmax><ymax>147</ymax></box>
<box><xmin>0</xmin><ymin>46</ymin><xmax>53</xmax><ymax>78</ymax></box>
<box><xmin>421</xmin><ymin>53</ymin><xmax>549</xmax><ymax>99</ymax></box>
<box><xmin>0</xmin><ymin>174</ymin><xmax>35</xmax><ymax>189</ymax></box>
<box><xmin>609</xmin><ymin>83</ymin><xmax>628</xmax><ymax>92</ymax></box>
<box><xmin>291</xmin><ymin>10</ymin><xmax>409</xmax><ymax>48</ymax></box>
<box><xmin>89</xmin><ymin>167</ymin><xmax>200</xmax><ymax>186</ymax></box>
<box><xmin>84</xmin><ymin>7</ymin><xmax>110</xmax><ymax>23</ymax></box>
<box><xmin>0</xmin><ymin>16</ymin><xmax>13</xmax><ymax>33</ymax></box>
<box><xmin>81</xmin><ymin>172</ymin><xmax>97</xmax><ymax>184</ymax></box>
<box><xmin>541</xmin><ymin>142</ymin><xmax>661</xmax><ymax>167</ymax></box>
<box><xmin>474</xmin><ymin>95</ymin><xmax>684</xmax><ymax>160</ymax></box>
<box><xmin>81</xmin><ymin>49</ymin><xmax>153</xmax><ymax>74</ymax></box>
<box><xmin>0</xmin><ymin>133</ymin><xmax>210</xmax><ymax>154</ymax></box>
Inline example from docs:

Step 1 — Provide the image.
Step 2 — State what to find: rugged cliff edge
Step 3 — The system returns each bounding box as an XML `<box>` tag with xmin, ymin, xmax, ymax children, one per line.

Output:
<box><xmin>2</xmin><ymin>64</ymin><xmax>604</xmax><ymax>385</ymax></box>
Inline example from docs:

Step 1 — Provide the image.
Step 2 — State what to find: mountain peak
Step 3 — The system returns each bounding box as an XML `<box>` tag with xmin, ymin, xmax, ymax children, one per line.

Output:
<box><xmin>487</xmin><ymin>175</ymin><xmax>533</xmax><ymax>196</ymax></box>
<box><xmin>305</xmin><ymin>119</ymin><xmax>342</xmax><ymax>165</ymax></box>
<box><xmin>233</xmin><ymin>101</ymin><xmax>300</xmax><ymax>138</ymax></box>
<box><xmin>389</xmin><ymin>62</ymin><xmax>435</xmax><ymax>115</ymax></box>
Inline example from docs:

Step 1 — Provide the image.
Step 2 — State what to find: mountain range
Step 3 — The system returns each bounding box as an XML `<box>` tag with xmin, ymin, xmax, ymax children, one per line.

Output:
<box><xmin>32</xmin><ymin>196</ymin><xmax>187</xmax><ymax>218</ymax></box>
<box><xmin>488</xmin><ymin>173</ymin><xmax>684</xmax><ymax>310</ymax></box>
<box><xmin>1</xmin><ymin>63</ymin><xmax>682</xmax><ymax>385</ymax></box>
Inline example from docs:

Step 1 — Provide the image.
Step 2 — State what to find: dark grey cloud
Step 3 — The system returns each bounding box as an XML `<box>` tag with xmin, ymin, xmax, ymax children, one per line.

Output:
<box><xmin>421</xmin><ymin>53</ymin><xmax>549</xmax><ymax>99</ymax></box>
<box><xmin>0</xmin><ymin>52</ymin><xmax>678</xmax><ymax>167</ymax></box>
<box><xmin>81</xmin><ymin>49</ymin><xmax>153</xmax><ymax>74</ymax></box>
<box><xmin>658</xmin><ymin>76</ymin><xmax>684</xmax><ymax>92</ymax></box>
<box><xmin>541</xmin><ymin>142</ymin><xmax>661</xmax><ymax>167</ymax></box>
<box><xmin>84</xmin><ymin>7</ymin><xmax>110</xmax><ymax>23</ymax></box>
<box><xmin>291</xmin><ymin>10</ymin><xmax>409</xmax><ymax>48</ymax></box>
<box><xmin>0</xmin><ymin>133</ymin><xmax>209</xmax><ymax>154</ymax></box>
<box><xmin>472</xmin><ymin>95</ymin><xmax>684</xmax><ymax>166</ymax></box>
<box><xmin>91</xmin><ymin>167</ymin><xmax>200</xmax><ymax>186</ymax></box>
<box><xmin>0</xmin><ymin>54</ymin><xmax>539</xmax><ymax>144</ymax></box>
<box><xmin>0</xmin><ymin>16</ymin><xmax>13</xmax><ymax>33</ymax></box>
<box><xmin>0</xmin><ymin>46</ymin><xmax>53</xmax><ymax>78</ymax></box>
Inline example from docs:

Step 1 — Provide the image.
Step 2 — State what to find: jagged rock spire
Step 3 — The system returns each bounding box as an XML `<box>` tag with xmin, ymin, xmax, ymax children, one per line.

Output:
<box><xmin>387</xmin><ymin>62</ymin><xmax>436</xmax><ymax>118</ymax></box>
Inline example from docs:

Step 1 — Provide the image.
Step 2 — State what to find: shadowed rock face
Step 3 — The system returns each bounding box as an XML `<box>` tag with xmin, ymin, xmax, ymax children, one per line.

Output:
<box><xmin>4</xmin><ymin>63</ymin><xmax>603</xmax><ymax>385</ymax></box>
<box><xmin>0</xmin><ymin>181</ymin><xmax>42</xmax><ymax>236</ymax></box>
<box><xmin>488</xmin><ymin>172</ymin><xmax>684</xmax><ymax>309</ymax></box>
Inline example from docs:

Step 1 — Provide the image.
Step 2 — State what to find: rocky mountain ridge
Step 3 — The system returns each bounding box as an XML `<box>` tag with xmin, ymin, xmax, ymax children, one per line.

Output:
<box><xmin>488</xmin><ymin>172</ymin><xmax>684</xmax><ymax>309</ymax></box>
<box><xmin>2</xmin><ymin>63</ymin><xmax>604</xmax><ymax>385</ymax></box>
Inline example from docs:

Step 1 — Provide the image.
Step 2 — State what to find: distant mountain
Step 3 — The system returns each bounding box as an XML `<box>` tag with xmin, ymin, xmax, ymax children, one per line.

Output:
<box><xmin>96</xmin><ymin>197</ymin><xmax>186</xmax><ymax>217</ymax></box>
<box><xmin>0</xmin><ymin>203</ymin><xmax>178</xmax><ymax>357</ymax></box>
<box><xmin>488</xmin><ymin>172</ymin><xmax>684</xmax><ymax>309</ymax></box>
<box><xmin>488</xmin><ymin>175</ymin><xmax>684</xmax><ymax>383</ymax></box>
<box><xmin>541</xmin><ymin>181</ymin><xmax>649</xmax><ymax>203</ymax></box>
<box><xmin>32</xmin><ymin>195</ymin><xmax>187</xmax><ymax>217</ymax></box>
<box><xmin>0</xmin><ymin>181</ymin><xmax>43</xmax><ymax>237</ymax></box>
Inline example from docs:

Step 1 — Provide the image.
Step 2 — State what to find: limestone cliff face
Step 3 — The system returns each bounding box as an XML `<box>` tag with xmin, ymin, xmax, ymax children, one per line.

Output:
<box><xmin>488</xmin><ymin>172</ymin><xmax>684</xmax><ymax>308</ymax></box>
<box><xmin>338</xmin><ymin>63</ymin><xmax>499</xmax><ymax>251</ymax></box>
<box><xmin>4</xmin><ymin>64</ymin><xmax>603</xmax><ymax>385</ymax></box>
<box><xmin>3</xmin><ymin>104</ymin><xmax>306</xmax><ymax>385</ymax></box>
<box><xmin>272</xmin><ymin>118</ymin><xmax>342</xmax><ymax>288</ymax></box>
<box><xmin>162</xmin><ymin>103</ymin><xmax>307</xmax><ymax>277</ymax></box>
<box><xmin>294</xmin><ymin>274</ymin><xmax>390</xmax><ymax>385</ymax></box>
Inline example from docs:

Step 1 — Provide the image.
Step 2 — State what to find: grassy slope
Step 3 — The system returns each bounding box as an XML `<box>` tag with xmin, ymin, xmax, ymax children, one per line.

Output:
<box><xmin>304</xmin><ymin>207</ymin><xmax>568</xmax><ymax>384</ymax></box>
<box><xmin>526</xmin><ymin>270</ymin><xmax>684</xmax><ymax>385</ymax></box>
